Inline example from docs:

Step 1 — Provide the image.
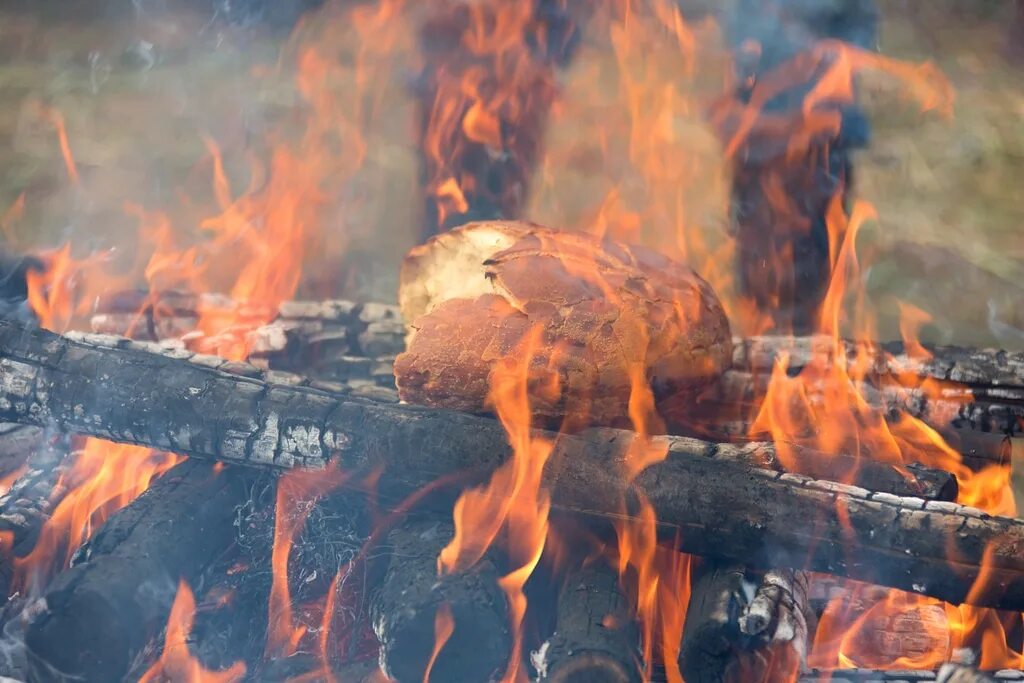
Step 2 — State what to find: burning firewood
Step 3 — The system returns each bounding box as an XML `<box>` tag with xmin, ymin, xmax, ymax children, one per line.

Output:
<box><xmin>679</xmin><ymin>560</ymin><xmax>815</xmax><ymax>683</ymax></box>
<box><xmin>534</xmin><ymin>562</ymin><xmax>642</xmax><ymax>683</ymax></box>
<box><xmin>370</xmin><ymin>518</ymin><xmax>511</xmax><ymax>683</ymax></box>
<box><xmin>89</xmin><ymin>291</ymin><xmax>1024</xmax><ymax>439</ymax></box>
<box><xmin>0</xmin><ymin>428</ymin><xmax>69</xmax><ymax>594</ymax></box>
<box><xmin>729</xmin><ymin>336</ymin><xmax>1024</xmax><ymax>436</ymax></box>
<box><xmin>2</xmin><ymin>320</ymin><xmax>1023</xmax><ymax>612</ymax></box>
<box><xmin>21</xmin><ymin>459</ymin><xmax>258</xmax><ymax>682</ymax></box>
<box><xmin>395</xmin><ymin>221</ymin><xmax>733</xmax><ymax>426</ymax></box>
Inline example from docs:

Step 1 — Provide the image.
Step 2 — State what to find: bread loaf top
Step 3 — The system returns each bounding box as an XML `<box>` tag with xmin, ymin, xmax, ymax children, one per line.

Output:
<box><xmin>395</xmin><ymin>221</ymin><xmax>732</xmax><ymax>426</ymax></box>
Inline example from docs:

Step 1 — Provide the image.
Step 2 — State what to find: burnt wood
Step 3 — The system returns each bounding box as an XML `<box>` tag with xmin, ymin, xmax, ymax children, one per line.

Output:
<box><xmin>0</xmin><ymin>428</ymin><xmax>70</xmax><ymax>596</ymax></box>
<box><xmin>2</xmin><ymin>321</ymin><xmax>1024</xmax><ymax>610</ymax></box>
<box><xmin>537</xmin><ymin>563</ymin><xmax>641</xmax><ymax>683</ymax></box>
<box><xmin>679</xmin><ymin>561</ymin><xmax>813</xmax><ymax>683</ymax></box>
<box><xmin>703</xmin><ymin>368</ymin><xmax>1019</xmax><ymax>466</ymax></box>
<box><xmin>91</xmin><ymin>294</ymin><xmax>1023</xmax><ymax>436</ymax></box>
<box><xmin>731</xmin><ymin>336</ymin><xmax>1024</xmax><ymax>436</ymax></box>
<box><xmin>734</xmin><ymin>336</ymin><xmax>1024</xmax><ymax>389</ymax></box>
<box><xmin>0</xmin><ymin>423</ymin><xmax>43</xmax><ymax>478</ymax></box>
<box><xmin>695</xmin><ymin>370</ymin><xmax>1011</xmax><ymax>473</ymax></box>
<box><xmin>370</xmin><ymin>519</ymin><xmax>510</xmax><ymax>683</ymax></box>
<box><xmin>796</xmin><ymin>668</ymin><xmax>1005</xmax><ymax>683</ymax></box>
<box><xmin>22</xmin><ymin>458</ymin><xmax>256</xmax><ymax>683</ymax></box>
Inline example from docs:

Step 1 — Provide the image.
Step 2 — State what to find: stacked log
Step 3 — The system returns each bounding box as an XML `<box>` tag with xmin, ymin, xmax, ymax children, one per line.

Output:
<box><xmin>7</xmin><ymin>305</ymin><xmax>1022</xmax><ymax>677</ymax></box>
<box><xmin>22</xmin><ymin>459</ymin><xmax>258</xmax><ymax>682</ymax></box>
<box><xmin>370</xmin><ymin>519</ymin><xmax>510</xmax><ymax>683</ymax></box>
<box><xmin>536</xmin><ymin>563</ymin><xmax>641</xmax><ymax>683</ymax></box>
<box><xmin>680</xmin><ymin>561</ymin><xmax>814</xmax><ymax>683</ymax></box>
<box><xmin>727</xmin><ymin>336</ymin><xmax>1024</xmax><ymax>436</ymax></box>
<box><xmin>2</xmin><ymin>321</ymin><xmax>1023</xmax><ymax>613</ymax></box>
<box><xmin>0</xmin><ymin>427</ymin><xmax>70</xmax><ymax>595</ymax></box>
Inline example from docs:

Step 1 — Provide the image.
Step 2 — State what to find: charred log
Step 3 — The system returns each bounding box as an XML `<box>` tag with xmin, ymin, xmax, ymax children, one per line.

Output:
<box><xmin>718</xmin><ymin>1</ymin><xmax>878</xmax><ymax>332</ymax></box>
<box><xmin>679</xmin><ymin>560</ymin><xmax>813</xmax><ymax>683</ymax></box>
<box><xmin>703</xmin><ymin>368</ymin><xmax>1022</xmax><ymax>451</ymax></box>
<box><xmin>413</xmin><ymin>0</ymin><xmax>581</xmax><ymax>237</ymax></box>
<box><xmin>733</xmin><ymin>336</ymin><xmax>1024</xmax><ymax>426</ymax></box>
<box><xmin>91</xmin><ymin>292</ymin><xmax>405</xmax><ymax>376</ymax></box>
<box><xmin>0</xmin><ymin>424</ymin><xmax>49</xmax><ymax>482</ymax></box>
<box><xmin>2</xmin><ymin>321</ymin><xmax>1024</xmax><ymax>610</ymax></box>
<box><xmin>91</xmin><ymin>294</ymin><xmax>1024</xmax><ymax>437</ymax></box>
<box><xmin>22</xmin><ymin>459</ymin><xmax>257</xmax><ymax>683</ymax></box>
<box><xmin>370</xmin><ymin>519</ymin><xmax>510</xmax><ymax>683</ymax></box>
<box><xmin>733</xmin><ymin>336</ymin><xmax>1024</xmax><ymax>389</ymax></box>
<box><xmin>936</xmin><ymin>664</ymin><xmax>997</xmax><ymax>683</ymax></box>
<box><xmin>0</xmin><ymin>429</ymin><xmax>70</xmax><ymax>596</ymax></box>
<box><xmin>796</xmin><ymin>668</ymin><xmax>1006</xmax><ymax>683</ymax></box>
<box><xmin>536</xmin><ymin>562</ymin><xmax>641</xmax><ymax>683</ymax></box>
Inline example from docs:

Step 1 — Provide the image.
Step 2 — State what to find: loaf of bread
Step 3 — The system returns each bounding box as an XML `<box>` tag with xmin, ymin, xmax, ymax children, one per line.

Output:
<box><xmin>394</xmin><ymin>221</ymin><xmax>732</xmax><ymax>426</ymax></box>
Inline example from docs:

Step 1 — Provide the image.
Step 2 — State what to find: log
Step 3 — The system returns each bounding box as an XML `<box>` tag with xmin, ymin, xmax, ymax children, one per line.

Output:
<box><xmin>370</xmin><ymin>518</ymin><xmax>510</xmax><ymax>683</ymax></box>
<box><xmin>2</xmin><ymin>321</ymin><xmax>1024</xmax><ymax>610</ymax></box>
<box><xmin>91</xmin><ymin>294</ymin><xmax>1024</xmax><ymax>436</ymax></box>
<box><xmin>91</xmin><ymin>291</ymin><xmax>405</xmax><ymax>377</ymax></box>
<box><xmin>731</xmin><ymin>336</ymin><xmax>1024</xmax><ymax>436</ymax></box>
<box><xmin>0</xmin><ymin>429</ymin><xmax>70</xmax><ymax>591</ymax></box>
<box><xmin>679</xmin><ymin>560</ymin><xmax>813</xmax><ymax>683</ymax></box>
<box><xmin>702</xmin><ymin>369</ymin><xmax>1019</xmax><ymax>463</ymax></box>
<box><xmin>733</xmin><ymin>336</ymin><xmax>1024</xmax><ymax>390</ymax></box>
<box><xmin>22</xmin><ymin>458</ymin><xmax>257</xmax><ymax>682</ymax></box>
<box><xmin>535</xmin><ymin>563</ymin><xmax>641</xmax><ymax>683</ymax></box>
<box><xmin>0</xmin><ymin>423</ymin><xmax>43</xmax><ymax>480</ymax></box>
<box><xmin>936</xmin><ymin>664</ymin><xmax>997</xmax><ymax>683</ymax></box>
<box><xmin>796</xmin><ymin>668</ymin><xmax>1006</xmax><ymax>683</ymax></box>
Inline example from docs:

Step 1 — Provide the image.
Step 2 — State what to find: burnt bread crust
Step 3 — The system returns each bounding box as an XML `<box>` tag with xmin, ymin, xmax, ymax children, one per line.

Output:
<box><xmin>395</xmin><ymin>222</ymin><xmax>732</xmax><ymax>426</ymax></box>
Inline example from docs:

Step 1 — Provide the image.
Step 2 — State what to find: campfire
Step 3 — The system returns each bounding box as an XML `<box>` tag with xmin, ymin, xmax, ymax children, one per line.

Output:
<box><xmin>0</xmin><ymin>1</ymin><xmax>1022</xmax><ymax>682</ymax></box>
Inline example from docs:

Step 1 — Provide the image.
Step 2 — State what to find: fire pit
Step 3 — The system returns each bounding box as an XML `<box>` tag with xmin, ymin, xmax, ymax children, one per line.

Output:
<box><xmin>0</xmin><ymin>1</ymin><xmax>1022</xmax><ymax>682</ymax></box>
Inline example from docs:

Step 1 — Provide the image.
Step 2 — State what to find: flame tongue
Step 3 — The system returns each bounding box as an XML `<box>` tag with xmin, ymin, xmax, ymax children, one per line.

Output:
<box><xmin>138</xmin><ymin>580</ymin><xmax>246</xmax><ymax>683</ymax></box>
<box><xmin>438</xmin><ymin>326</ymin><xmax>553</xmax><ymax>683</ymax></box>
<box><xmin>751</xmin><ymin>195</ymin><xmax>1020</xmax><ymax>669</ymax></box>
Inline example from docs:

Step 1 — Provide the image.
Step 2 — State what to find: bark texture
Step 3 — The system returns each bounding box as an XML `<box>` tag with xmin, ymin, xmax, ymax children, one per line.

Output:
<box><xmin>2</xmin><ymin>321</ymin><xmax>1024</xmax><ymax>610</ymax></box>
<box><xmin>679</xmin><ymin>560</ymin><xmax>814</xmax><ymax>683</ymax></box>
<box><xmin>22</xmin><ymin>459</ymin><xmax>255</xmax><ymax>682</ymax></box>
<box><xmin>730</xmin><ymin>336</ymin><xmax>1024</xmax><ymax>436</ymax></box>
<box><xmin>536</xmin><ymin>563</ymin><xmax>641</xmax><ymax>683</ymax></box>
<box><xmin>370</xmin><ymin>519</ymin><xmax>510</xmax><ymax>683</ymax></box>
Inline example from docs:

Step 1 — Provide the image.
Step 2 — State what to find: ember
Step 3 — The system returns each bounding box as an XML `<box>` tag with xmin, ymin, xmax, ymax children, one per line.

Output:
<box><xmin>0</xmin><ymin>1</ymin><xmax>1021</xmax><ymax>682</ymax></box>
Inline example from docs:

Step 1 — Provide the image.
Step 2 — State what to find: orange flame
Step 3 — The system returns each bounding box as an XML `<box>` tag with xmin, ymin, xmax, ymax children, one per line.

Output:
<box><xmin>16</xmin><ymin>0</ymin><xmax>413</xmax><ymax>611</ymax></box>
<box><xmin>752</xmin><ymin>197</ymin><xmax>1017</xmax><ymax>669</ymax></box>
<box><xmin>438</xmin><ymin>326</ymin><xmax>553</xmax><ymax>682</ymax></box>
<box><xmin>138</xmin><ymin>580</ymin><xmax>247</xmax><ymax>683</ymax></box>
<box><xmin>423</xmin><ymin>602</ymin><xmax>454</xmax><ymax>683</ymax></box>
<box><xmin>13</xmin><ymin>440</ymin><xmax>181</xmax><ymax>594</ymax></box>
<box><xmin>1</xmin><ymin>192</ymin><xmax>25</xmax><ymax>242</ymax></box>
<box><xmin>421</xmin><ymin>0</ymin><xmax>560</xmax><ymax>229</ymax></box>
<box><xmin>265</xmin><ymin>465</ymin><xmax>349</xmax><ymax>660</ymax></box>
<box><xmin>25</xmin><ymin>102</ymin><xmax>80</xmax><ymax>186</ymax></box>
